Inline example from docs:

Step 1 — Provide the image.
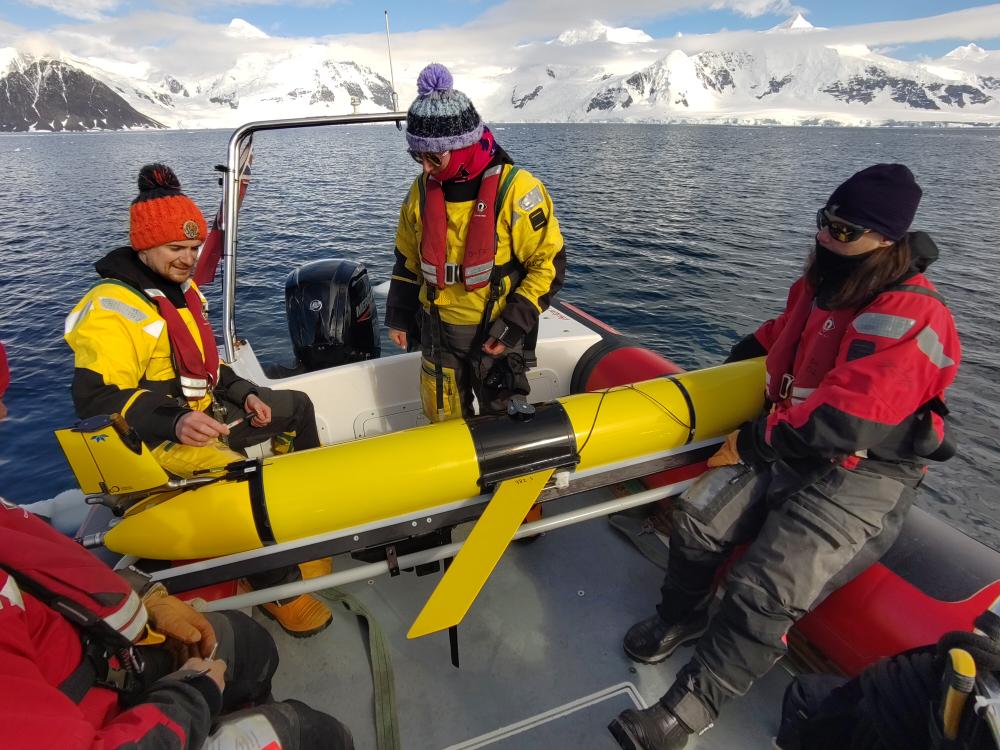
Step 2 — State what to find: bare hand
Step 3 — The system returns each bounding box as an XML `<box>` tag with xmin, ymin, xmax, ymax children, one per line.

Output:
<box><xmin>0</xmin><ymin>399</ymin><xmax>6</xmax><ymax>421</ymax></box>
<box><xmin>482</xmin><ymin>337</ymin><xmax>507</xmax><ymax>356</ymax></box>
<box><xmin>244</xmin><ymin>394</ymin><xmax>272</xmax><ymax>428</ymax></box>
<box><xmin>389</xmin><ymin>329</ymin><xmax>408</xmax><ymax>350</ymax></box>
<box><xmin>181</xmin><ymin>657</ymin><xmax>226</xmax><ymax>693</ymax></box>
<box><xmin>175</xmin><ymin>411</ymin><xmax>229</xmax><ymax>447</ymax></box>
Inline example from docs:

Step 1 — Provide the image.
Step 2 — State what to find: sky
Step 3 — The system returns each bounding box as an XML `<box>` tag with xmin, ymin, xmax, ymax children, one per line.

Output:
<box><xmin>1</xmin><ymin>0</ymin><xmax>999</xmax><ymax>86</ymax></box>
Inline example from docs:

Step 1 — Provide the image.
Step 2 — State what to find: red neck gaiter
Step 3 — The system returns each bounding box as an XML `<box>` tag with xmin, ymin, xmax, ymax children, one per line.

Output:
<box><xmin>433</xmin><ymin>127</ymin><xmax>496</xmax><ymax>184</ymax></box>
<box><xmin>420</xmin><ymin>127</ymin><xmax>503</xmax><ymax>291</ymax></box>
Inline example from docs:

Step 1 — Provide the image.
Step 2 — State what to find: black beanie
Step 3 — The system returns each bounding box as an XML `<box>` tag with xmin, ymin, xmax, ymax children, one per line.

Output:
<box><xmin>826</xmin><ymin>164</ymin><xmax>922</xmax><ymax>241</ymax></box>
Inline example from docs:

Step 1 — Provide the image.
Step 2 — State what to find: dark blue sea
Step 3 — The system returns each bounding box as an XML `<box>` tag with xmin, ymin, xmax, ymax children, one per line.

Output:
<box><xmin>0</xmin><ymin>124</ymin><xmax>997</xmax><ymax>549</ymax></box>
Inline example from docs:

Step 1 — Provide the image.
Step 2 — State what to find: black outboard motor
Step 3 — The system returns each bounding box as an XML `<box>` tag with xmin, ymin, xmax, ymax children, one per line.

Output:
<box><xmin>285</xmin><ymin>259</ymin><xmax>380</xmax><ymax>371</ymax></box>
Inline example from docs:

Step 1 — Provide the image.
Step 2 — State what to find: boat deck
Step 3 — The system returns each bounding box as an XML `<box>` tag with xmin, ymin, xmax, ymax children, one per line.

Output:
<box><xmin>260</xmin><ymin>488</ymin><xmax>791</xmax><ymax>749</ymax></box>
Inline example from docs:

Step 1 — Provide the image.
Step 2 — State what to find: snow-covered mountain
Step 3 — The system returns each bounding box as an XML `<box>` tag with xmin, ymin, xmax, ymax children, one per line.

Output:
<box><xmin>487</xmin><ymin>17</ymin><xmax>1000</xmax><ymax>126</ymax></box>
<box><xmin>553</xmin><ymin>21</ymin><xmax>653</xmax><ymax>46</ymax></box>
<box><xmin>0</xmin><ymin>53</ymin><xmax>162</xmax><ymax>132</ymax></box>
<box><xmin>0</xmin><ymin>20</ymin><xmax>397</xmax><ymax>131</ymax></box>
<box><xmin>1</xmin><ymin>15</ymin><xmax>998</xmax><ymax>131</ymax></box>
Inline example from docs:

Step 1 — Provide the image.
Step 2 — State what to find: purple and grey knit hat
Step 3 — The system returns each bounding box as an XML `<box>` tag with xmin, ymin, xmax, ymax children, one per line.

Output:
<box><xmin>405</xmin><ymin>63</ymin><xmax>484</xmax><ymax>153</ymax></box>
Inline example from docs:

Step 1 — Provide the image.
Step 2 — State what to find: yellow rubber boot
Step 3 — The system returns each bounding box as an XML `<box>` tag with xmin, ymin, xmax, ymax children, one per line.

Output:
<box><xmin>247</xmin><ymin>558</ymin><xmax>334</xmax><ymax>638</ymax></box>
<box><xmin>298</xmin><ymin>556</ymin><xmax>333</xmax><ymax>579</ymax></box>
<box><xmin>258</xmin><ymin>594</ymin><xmax>332</xmax><ymax>638</ymax></box>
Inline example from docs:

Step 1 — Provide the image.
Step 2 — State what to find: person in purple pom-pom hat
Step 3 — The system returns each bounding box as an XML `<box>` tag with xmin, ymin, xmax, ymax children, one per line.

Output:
<box><xmin>385</xmin><ymin>63</ymin><xmax>566</xmax><ymax>425</ymax></box>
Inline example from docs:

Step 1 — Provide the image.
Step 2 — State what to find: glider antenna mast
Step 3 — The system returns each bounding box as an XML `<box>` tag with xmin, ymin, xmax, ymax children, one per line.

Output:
<box><xmin>384</xmin><ymin>10</ymin><xmax>401</xmax><ymax>128</ymax></box>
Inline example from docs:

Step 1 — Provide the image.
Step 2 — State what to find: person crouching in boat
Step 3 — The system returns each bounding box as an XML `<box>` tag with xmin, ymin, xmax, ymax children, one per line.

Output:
<box><xmin>609</xmin><ymin>164</ymin><xmax>962</xmax><ymax>750</ymax></box>
<box><xmin>0</xmin><ymin>500</ymin><xmax>357</xmax><ymax>750</ymax></box>
<box><xmin>64</xmin><ymin>164</ymin><xmax>333</xmax><ymax>639</ymax></box>
<box><xmin>385</xmin><ymin>63</ymin><xmax>566</xmax><ymax>422</ymax></box>
<box><xmin>0</xmin><ymin>345</ymin><xmax>354</xmax><ymax>750</ymax></box>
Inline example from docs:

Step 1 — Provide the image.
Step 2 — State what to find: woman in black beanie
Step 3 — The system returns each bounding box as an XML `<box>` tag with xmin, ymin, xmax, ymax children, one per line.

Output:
<box><xmin>609</xmin><ymin>164</ymin><xmax>962</xmax><ymax>750</ymax></box>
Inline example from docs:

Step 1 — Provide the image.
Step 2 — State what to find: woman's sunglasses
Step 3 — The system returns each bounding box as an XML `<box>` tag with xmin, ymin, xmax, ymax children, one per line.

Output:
<box><xmin>408</xmin><ymin>150</ymin><xmax>444</xmax><ymax>168</ymax></box>
<box><xmin>816</xmin><ymin>208</ymin><xmax>870</xmax><ymax>243</ymax></box>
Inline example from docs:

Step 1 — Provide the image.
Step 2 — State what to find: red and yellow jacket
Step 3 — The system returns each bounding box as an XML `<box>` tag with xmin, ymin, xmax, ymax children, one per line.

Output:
<box><xmin>65</xmin><ymin>247</ymin><xmax>257</xmax><ymax>446</ymax></box>
<box><xmin>385</xmin><ymin>154</ymin><xmax>565</xmax><ymax>346</ymax></box>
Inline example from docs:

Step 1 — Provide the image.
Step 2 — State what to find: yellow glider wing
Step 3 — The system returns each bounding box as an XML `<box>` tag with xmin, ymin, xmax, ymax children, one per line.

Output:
<box><xmin>407</xmin><ymin>468</ymin><xmax>554</xmax><ymax>639</ymax></box>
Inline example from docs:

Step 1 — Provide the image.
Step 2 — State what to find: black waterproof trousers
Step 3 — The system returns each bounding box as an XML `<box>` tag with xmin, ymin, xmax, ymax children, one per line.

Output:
<box><xmin>140</xmin><ymin>610</ymin><xmax>354</xmax><ymax>750</ymax></box>
<box><xmin>223</xmin><ymin>386</ymin><xmax>320</xmax><ymax>453</ymax></box>
<box><xmin>418</xmin><ymin>314</ymin><xmax>529</xmax><ymax>421</ymax></box>
<box><xmin>654</xmin><ymin>459</ymin><xmax>924</xmax><ymax>733</ymax></box>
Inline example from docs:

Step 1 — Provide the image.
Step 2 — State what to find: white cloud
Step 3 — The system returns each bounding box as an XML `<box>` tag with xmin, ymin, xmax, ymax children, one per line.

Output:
<box><xmin>212</xmin><ymin>0</ymin><xmax>345</xmax><ymax>4</ymax></box>
<box><xmin>4</xmin><ymin>1</ymin><xmax>999</xmax><ymax>100</ymax></box>
<box><xmin>471</xmin><ymin>0</ymin><xmax>796</xmax><ymax>34</ymax></box>
<box><xmin>0</xmin><ymin>19</ymin><xmax>26</xmax><ymax>46</ymax></box>
<box><xmin>862</xmin><ymin>6</ymin><xmax>1000</xmax><ymax>45</ymax></box>
<box><xmin>155</xmin><ymin>0</ymin><xmax>346</xmax><ymax>8</ymax></box>
<box><xmin>19</xmin><ymin>0</ymin><xmax>123</xmax><ymax>22</ymax></box>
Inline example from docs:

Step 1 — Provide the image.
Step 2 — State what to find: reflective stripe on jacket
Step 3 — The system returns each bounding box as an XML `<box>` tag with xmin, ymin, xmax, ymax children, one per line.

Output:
<box><xmin>65</xmin><ymin>276</ymin><xmax>257</xmax><ymax>447</ymax></box>
<box><xmin>65</xmin><ymin>279</ymin><xmax>215</xmax><ymax>433</ymax></box>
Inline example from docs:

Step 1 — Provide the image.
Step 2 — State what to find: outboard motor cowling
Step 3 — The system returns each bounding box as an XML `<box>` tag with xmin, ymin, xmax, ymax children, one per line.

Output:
<box><xmin>285</xmin><ymin>259</ymin><xmax>380</xmax><ymax>371</ymax></box>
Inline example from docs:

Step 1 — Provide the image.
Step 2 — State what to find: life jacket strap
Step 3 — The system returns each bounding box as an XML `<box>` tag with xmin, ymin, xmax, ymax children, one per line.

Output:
<box><xmin>426</xmin><ymin>289</ymin><xmax>447</xmax><ymax>421</ymax></box>
<box><xmin>0</xmin><ymin>563</ymin><xmax>145</xmax><ymax>701</ymax></box>
<box><xmin>142</xmin><ymin>285</ymin><xmax>220</xmax><ymax>404</ymax></box>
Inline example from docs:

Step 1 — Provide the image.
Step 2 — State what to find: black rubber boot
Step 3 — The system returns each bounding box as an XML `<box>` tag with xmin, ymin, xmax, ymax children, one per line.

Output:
<box><xmin>608</xmin><ymin>703</ymin><xmax>691</xmax><ymax>750</ymax></box>
<box><xmin>623</xmin><ymin>610</ymin><xmax>710</xmax><ymax>665</ymax></box>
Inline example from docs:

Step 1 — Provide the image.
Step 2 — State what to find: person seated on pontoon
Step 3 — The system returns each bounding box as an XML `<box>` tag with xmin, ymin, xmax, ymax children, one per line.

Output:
<box><xmin>0</xmin><ymin>345</ymin><xmax>354</xmax><ymax>750</ymax></box>
<box><xmin>385</xmin><ymin>63</ymin><xmax>566</xmax><ymax>425</ymax></box>
<box><xmin>63</xmin><ymin>164</ymin><xmax>332</xmax><ymax>639</ymax></box>
<box><xmin>609</xmin><ymin>164</ymin><xmax>962</xmax><ymax>750</ymax></box>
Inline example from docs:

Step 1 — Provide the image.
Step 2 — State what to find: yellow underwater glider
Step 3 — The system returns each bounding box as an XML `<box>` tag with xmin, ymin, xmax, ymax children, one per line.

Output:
<box><xmin>57</xmin><ymin>359</ymin><xmax>764</xmax><ymax>638</ymax></box>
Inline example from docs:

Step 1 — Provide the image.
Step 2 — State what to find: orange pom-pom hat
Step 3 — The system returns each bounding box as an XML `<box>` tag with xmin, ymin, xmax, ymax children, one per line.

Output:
<box><xmin>129</xmin><ymin>164</ymin><xmax>207</xmax><ymax>251</ymax></box>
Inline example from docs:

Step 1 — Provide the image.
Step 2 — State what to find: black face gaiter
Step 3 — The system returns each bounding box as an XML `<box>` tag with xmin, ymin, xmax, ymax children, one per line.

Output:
<box><xmin>814</xmin><ymin>241</ymin><xmax>875</xmax><ymax>307</ymax></box>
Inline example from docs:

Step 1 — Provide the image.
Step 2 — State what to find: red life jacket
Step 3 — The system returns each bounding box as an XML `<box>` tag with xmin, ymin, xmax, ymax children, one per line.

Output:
<box><xmin>419</xmin><ymin>164</ymin><xmax>504</xmax><ymax>291</ymax></box>
<box><xmin>0</xmin><ymin>501</ymin><xmax>146</xmax><ymax>642</ymax></box>
<box><xmin>763</xmin><ymin>279</ymin><xmax>846</xmax><ymax>406</ymax></box>
<box><xmin>760</xmin><ymin>274</ymin><xmax>958</xmax><ymax>464</ymax></box>
<box><xmin>0</xmin><ymin>500</ymin><xmax>147</xmax><ymax>706</ymax></box>
<box><xmin>142</xmin><ymin>280</ymin><xmax>220</xmax><ymax>402</ymax></box>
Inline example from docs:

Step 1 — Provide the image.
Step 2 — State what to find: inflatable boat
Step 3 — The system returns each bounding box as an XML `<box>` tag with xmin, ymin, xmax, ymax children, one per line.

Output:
<box><xmin>56</xmin><ymin>113</ymin><xmax>1000</xmax><ymax>747</ymax></box>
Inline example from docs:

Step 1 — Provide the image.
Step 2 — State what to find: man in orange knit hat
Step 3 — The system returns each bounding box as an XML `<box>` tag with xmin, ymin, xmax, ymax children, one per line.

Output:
<box><xmin>64</xmin><ymin>164</ymin><xmax>332</xmax><ymax>638</ymax></box>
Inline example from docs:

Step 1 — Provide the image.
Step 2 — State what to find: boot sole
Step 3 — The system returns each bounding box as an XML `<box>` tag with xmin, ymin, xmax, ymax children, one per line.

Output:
<box><xmin>257</xmin><ymin>604</ymin><xmax>333</xmax><ymax>639</ymax></box>
<box><xmin>622</xmin><ymin>625</ymin><xmax>707</xmax><ymax>665</ymax></box>
<box><xmin>608</xmin><ymin>717</ymin><xmax>642</xmax><ymax>750</ymax></box>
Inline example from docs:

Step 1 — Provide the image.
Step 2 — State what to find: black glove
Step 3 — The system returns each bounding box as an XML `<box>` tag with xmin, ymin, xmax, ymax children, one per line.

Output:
<box><xmin>735</xmin><ymin>418</ymin><xmax>778</xmax><ymax>470</ymax></box>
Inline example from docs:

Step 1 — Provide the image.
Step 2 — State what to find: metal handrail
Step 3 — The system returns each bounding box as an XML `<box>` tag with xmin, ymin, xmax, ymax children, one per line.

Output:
<box><xmin>196</xmin><ymin>477</ymin><xmax>693</xmax><ymax>613</ymax></box>
<box><xmin>220</xmin><ymin>111</ymin><xmax>407</xmax><ymax>362</ymax></box>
